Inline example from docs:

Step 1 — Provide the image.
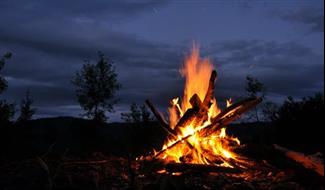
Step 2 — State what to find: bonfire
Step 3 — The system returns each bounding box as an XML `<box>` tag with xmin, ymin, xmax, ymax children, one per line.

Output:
<box><xmin>144</xmin><ymin>45</ymin><xmax>262</xmax><ymax>172</ymax></box>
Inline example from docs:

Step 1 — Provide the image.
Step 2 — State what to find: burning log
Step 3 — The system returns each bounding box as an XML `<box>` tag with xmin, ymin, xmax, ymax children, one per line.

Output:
<box><xmin>189</xmin><ymin>93</ymin><xmax>203</xmax><ymax>108</ymax></box>
<box><xmin>191</xmin><ymin>94</ymin><xmax>209</xmax><ymax>127</ymax></box>
<box><xmin>194</xmin><ymin>70</ymin><xmax>217</xmax><ymax>127</ymax></box>
<box><xmin>173</xmin><ymin>107</ymin><xmax>198</xmax><ymax>132</ymax></box>
<box><xmin>203</xmin><ymin>97</ymin><xmax>263</xmax><ymax>136</ymax></box>
<box><xmin>169</xmin><ymin>70</ymin><xmax>218</xmax><ymax>135</ymax></box>
<box><xmin>165</xmin><ymin>163</ymin><xmax>241</xmax><ymax>173</ymax></box>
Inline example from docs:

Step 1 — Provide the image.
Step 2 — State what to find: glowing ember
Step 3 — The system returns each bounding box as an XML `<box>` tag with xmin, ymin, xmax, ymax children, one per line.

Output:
<box><xmin>156</xmin><ymin>44</ymin><xmax>242</xmax><ymax>167</ymax></box>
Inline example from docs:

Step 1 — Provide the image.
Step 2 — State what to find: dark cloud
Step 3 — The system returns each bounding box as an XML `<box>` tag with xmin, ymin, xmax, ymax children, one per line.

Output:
<box><xmin>0</xmin><ymin>0</ymin><xmax>167</xmax><ymax>20</ymax></box>
<box><xmin>208</xmin><ymin>40</ymin><xmax>324</xmax><ymax>101</ymax></box>
<box><xmin>274</xmin><ymin>8</ymin><xmax>324</xmax><ymax>32</ymax></box>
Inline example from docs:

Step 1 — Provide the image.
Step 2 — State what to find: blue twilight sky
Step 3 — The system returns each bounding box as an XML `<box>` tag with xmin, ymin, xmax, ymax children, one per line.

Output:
<box><xmin>0</xmin><ymin>0</ymin><xmax>323</xmax><ymax>121</ymax></box>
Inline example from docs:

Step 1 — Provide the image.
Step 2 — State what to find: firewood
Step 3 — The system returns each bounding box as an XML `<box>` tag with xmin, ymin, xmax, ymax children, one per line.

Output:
<box><xmin>190</xmin><ymin>93</ymin><xmax>209</xmax><ymax>126</ymax></box>
<box><xmin>154</xmin><ymin>97</ymin><xmax>262</xmax><ymax>158</ymax></box>
<box><xmin>173</xmin><ymin>107</ymin><xmax>199</xmax><ymax>133</ymax></box>
<box><xmin>165</xmin><ymin>163</ymin><xmax>241</xmax><ymax>173</ymax></box>
<box><xmin>204</xmin><ymin>97</ymin><xmax>263</xmax><ymax>136</ymax></box>
<box><xmin>145</xmin><ymin>99</ymin><xmax>176</xmax><ymax>136</ymax></box>
<box><xmin>190</xmin><ymin>93</ymin><xmax>203</xmax><ymax>108</ymax></box>
<box><xmin>191</xmin><ymin>70</ymin><xmax>217</xmax><ymax>127</ymax></box>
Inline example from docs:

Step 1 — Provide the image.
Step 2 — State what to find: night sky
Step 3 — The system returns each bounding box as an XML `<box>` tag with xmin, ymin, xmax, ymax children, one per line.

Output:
<box><xmin>0</xmin><ymin>0</ymin><xmax>323</xmax><ymax>121</ymax></box>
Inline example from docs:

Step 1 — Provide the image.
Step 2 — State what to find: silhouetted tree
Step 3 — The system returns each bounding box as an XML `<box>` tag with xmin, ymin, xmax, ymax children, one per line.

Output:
<box><xmin>140</xmin><ymin>104</ymin><xmax>151</xmax><ymax>123</ymax></box>
<box><xmin>17</xmin><ymin>90</ymin><xmax>36</xmax><ymax>122</ymax></box>
<box><xmin>121</xmin><ymin>103</ymin><xmax>141</xmax><ymax>123</ymax></box>
<box><xmin>245</xmin><ymin>75</ymin><xmax>265</xmax><ymax>122</ymax></box>
<box><xmin>274</xmin><ymin>93</ymin><xmax>324</xmax><ymax>153</ymax></box>
<box><xmin>72</xmin><ymin>52</ymin><xmax>121</xmax><ymax>122</ymax></box>
<box><xmin>0</xmin><ymin>52</ymin><xmax>12</xmax><ymax>94</ymax></box>
<box><xmin>262</xmin><ymin>101</ymin><xmax>279</xmax><ymax>122</ymax></box>
<box><xmin>0</xmin><ymin>52</ymin><xmax>15</xmax><ymax>125</ymax></box>
<box><xmin>121</xmin><ymin>103</ymin><xmax>152</xmax><ymax>123</ymax></box>
<box><xmin>0</xmin><ymin>100</ymin><xmax>15</xmax><ymax>125</ymax></box>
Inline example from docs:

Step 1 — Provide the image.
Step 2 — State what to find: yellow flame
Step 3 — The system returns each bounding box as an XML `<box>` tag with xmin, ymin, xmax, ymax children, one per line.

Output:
<box><xmin>226</xmin><ymin>98</ymin><xmax>233</xmax><ymax>107</ymax></box>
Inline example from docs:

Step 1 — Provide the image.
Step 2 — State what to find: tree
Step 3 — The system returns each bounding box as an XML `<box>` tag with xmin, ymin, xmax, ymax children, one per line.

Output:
<box><xmin>245</xmin><ymin>75</ymin><xmax>265</xmax><ymax>122</ymax></box>
<box><xmin>262</xmin><ymin>101</ymin><xmax>279</xmax><ymax>122</ymax></box>
<box><xmin>72</xmin><ymin>52</ymin><xmax>121</xmax><ymax>122</ymax></box>
<box><xmin>0</xmin><ymin>100</ymin><xmax>15</xmax><ymax>125</ymax></box>
<box><xmin>140</xmin><ymin>104</ymin><xmax>151</xmax><ymax>123</ymax></box>
<box><xmin>121</xmin><ymin>103</ymin><xmax>141</xmax><ymax>123</ymax></box>
<box><xmin>121</xmin><ymin>103</ymin><xmax>152</xmax><ymax>123</ymax></box>
<box><xmin>0</xmin><ymin>52</ymin><xmax>12</xmax><ymax>94</ymax></box>
<box><xmin>274</xmin><ymin>93</ymin><xmax>324</xmax><ymax>153</ymax></box>
<box><xmin>0</xmin><ymin>52</ymin><xmax>15</xmax><ymax>125</ymax></box>
<box><xmin>17</xmin><ymin>90</ymin><xmax>37</xmax><ymax>122</ymax></box>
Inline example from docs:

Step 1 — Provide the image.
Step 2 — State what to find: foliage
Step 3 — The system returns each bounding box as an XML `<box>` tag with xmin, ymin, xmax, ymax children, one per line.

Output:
<box><xmin>17</xmin><ymin>90</ymin><xmax>37</xmax><ymax>122</ymax></box>
<box><xmin>72</xmin><ymin>52</ymin><xmax>121</xmax><ymax>122</ymax></box>
<box><xmin>121</xmin><ymin>103</ymin><xmax>152</xmax><ymax>123</ymax></box>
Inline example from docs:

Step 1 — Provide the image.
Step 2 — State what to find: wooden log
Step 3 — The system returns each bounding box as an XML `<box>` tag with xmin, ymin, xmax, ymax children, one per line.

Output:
<box><xmin>165</xmin><ymin>163</ymin><xmax>241</xmax><ymax>173</ymax></box>
<box><xmin>173</xmin><ymin>107</ymin><xmax>199</xmax><ymax>133</ymax></box>
<box><xmin>189</xmin><ymin>93</ymin><xmax>203</xmax><ymax>108</ymax></box>
<box><xmin>192</xmin><ymin>70</ymin><xmax>217</xmax><ymax>127</ymax></box>
<box><xmin>170</xmin><ymin>70</ymin><xmax>217</xmax><ymax>134</ymax></box>
<box><xmin>273</xmin><ymin>144</ymin><xmax>324</xmax><ymax>176</ymax></box>
<box><xmin>204</xmin><ymin>97</ymin><xmax>263</xmax><ymax>136</ymax></box>
<box><xmin>145</xmin><ymin>99</ymin><xmax>176</xmax><ymax>137</ymax></box>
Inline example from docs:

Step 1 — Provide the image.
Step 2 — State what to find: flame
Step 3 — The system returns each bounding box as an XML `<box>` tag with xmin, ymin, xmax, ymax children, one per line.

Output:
<box><xmin>158</xmin><ymin>44</ymin><xmax>241</xmax><ymax>167</ymax></box>
<box><xmin>226</xmin><ymin>98</ymin><xmax>233</xmax><ymax>107</ymax></box>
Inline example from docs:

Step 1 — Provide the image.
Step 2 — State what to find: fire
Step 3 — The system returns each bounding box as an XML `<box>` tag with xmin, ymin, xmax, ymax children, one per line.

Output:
<box><xmin>157</xmin><ymin>44</ymin><xmax>241</xmax><ymax>167</ymax></box>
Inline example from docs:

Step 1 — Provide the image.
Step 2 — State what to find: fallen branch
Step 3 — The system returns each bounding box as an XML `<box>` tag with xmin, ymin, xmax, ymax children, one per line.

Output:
<box><xmin>273</xmin><ymin>144</ymin><xmax>324</xmax><ymax>176</ymax></box>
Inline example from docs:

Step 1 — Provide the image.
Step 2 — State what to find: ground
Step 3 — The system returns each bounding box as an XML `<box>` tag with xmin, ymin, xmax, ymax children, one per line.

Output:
<box><xmin>0</xmin><ymin>117</ymin><xmax>323</xmax><ymax>190</ymax></box>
